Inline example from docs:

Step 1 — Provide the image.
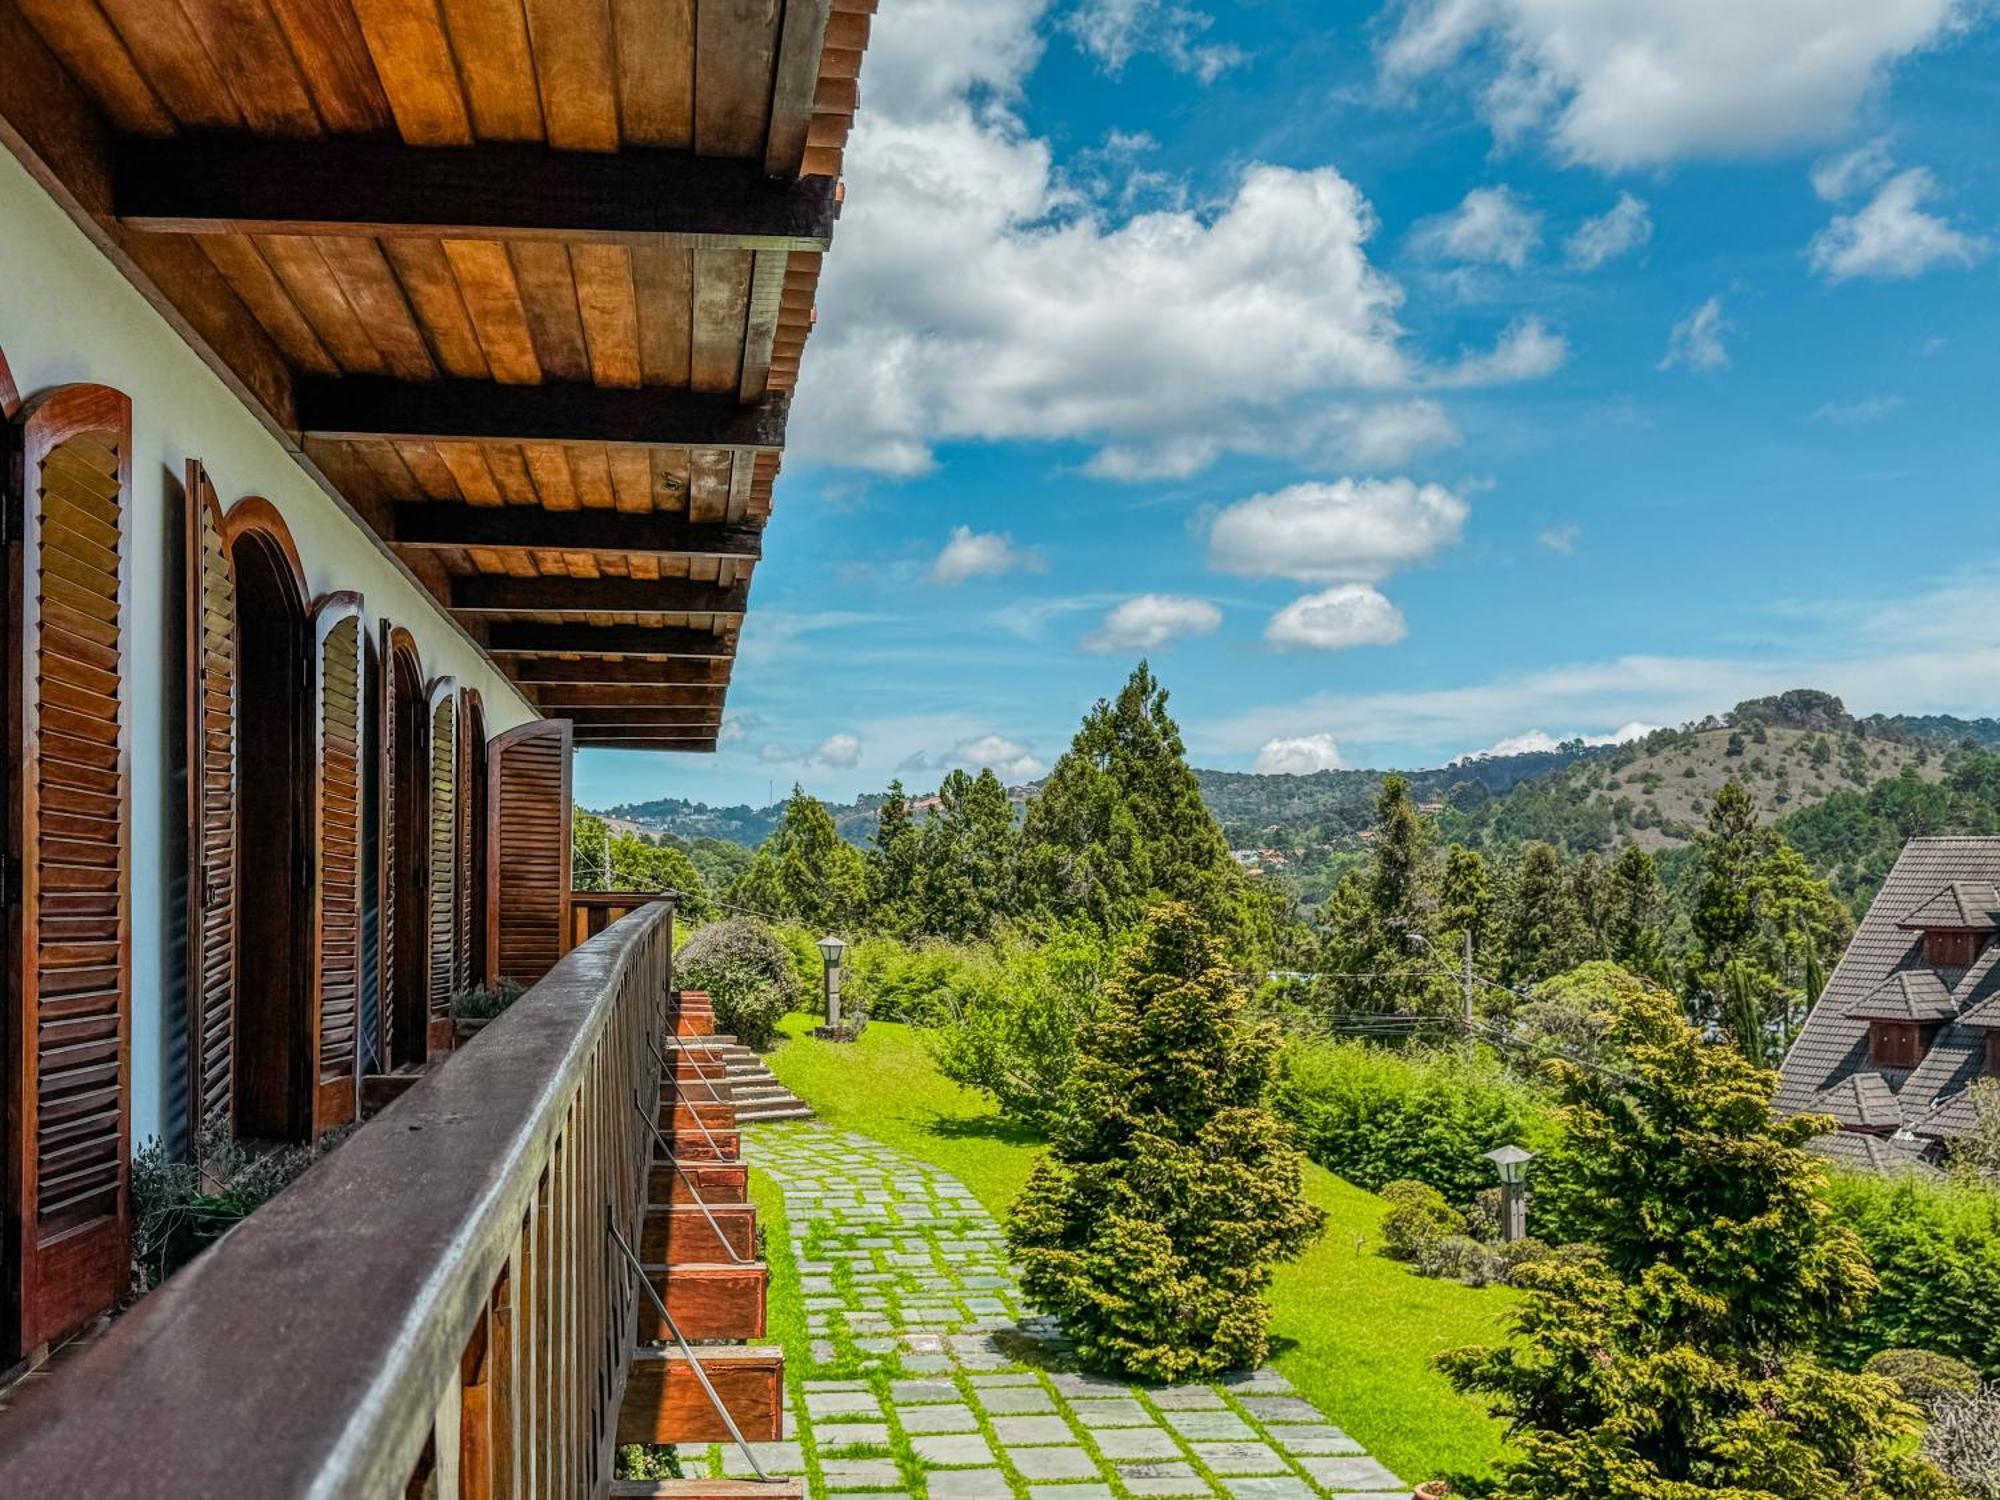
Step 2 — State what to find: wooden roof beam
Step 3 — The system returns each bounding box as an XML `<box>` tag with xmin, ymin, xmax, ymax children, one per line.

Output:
<box><xmin>571</xmin><ymin>737</ymin><xmax>720</xmax><ymax>752</ymax></box>
<box><xmin>390</xmin><ymin>505</ymin><xmax>763</xmax><ymax>560</ymax></box>
<box><xmin>485</xmin><ymin>623</ymin><xmax>735</xmax><ymax>659</ymax></box>
<box><xmin>302</xmin><ymin>381</ymin><xmax>789</xmax><ymax>452</ymax></box>
<box><xmin>559</xmin><ymin>707</ymin><xmax>725</xmax><ymax>725</ymax></box>
<box><xmin>510</xmin><ymin>658</ymin><xmax>730</xmax><ymax>687</ymax></box>
<box><xmin>115</xmin><ymin>136</ymin><xmax>839</xmax><ymax>251</ymax></box>
<box><xmin>532</xmin><ymin>684</ymin><xmax>727</xmax><ymax>707</ymax></box>
<box><xmin>451</xmin><ymin>577</ymin><xmax>750</xmax><ymax>616</ymax></box>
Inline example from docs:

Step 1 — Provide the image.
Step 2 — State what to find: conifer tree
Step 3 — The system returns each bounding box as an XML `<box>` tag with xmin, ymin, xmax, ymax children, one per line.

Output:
<box><xmin>1606</xmin><ymin>843</ymin><xmax>1671</xmax><ymax>982</ymax></box>
<box><xmin>729</xmin><ymin>785</ymin><xmax>867</xmax><ymax>930</ymax></box>
<box><xmin>1437</xmin><ymin>842</ymin><xmax>1500</xmax><ymax>974</ymax></box>
<box><xmin>1009</xmin><ymin>903</ymin><xmax>1324</xmax><ymax>1381</ymax></box>
<box><xmin>1443</xmin><ymin>988</ymin><xmax>1952</xmax><ymax>1499</ymax></box>
<box><xmin>913</xmin><ymin>768</ymin><xmax>1019</xmax><ymax>939</ymax></box>
<box><xmin>1500</xmin><ymin>842</ymin><xmax>1582</xmax><ymax>986</ymax></box>
<box><xmin>866</xmin><ymin>780</ymin><xmax>920</xmax><ymax>933</ymax></box>
<box><xmin>1017</xmin><ymin>663</ymin><xmax>1254</xmax><ymax>956</ymax></box>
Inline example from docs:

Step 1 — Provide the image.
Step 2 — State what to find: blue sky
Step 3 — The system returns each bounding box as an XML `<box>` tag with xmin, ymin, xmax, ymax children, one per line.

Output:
<box><xmin>575</xmin><ymin>0</ymin><xmax>2000</xmax><ymax>812</ymax></box>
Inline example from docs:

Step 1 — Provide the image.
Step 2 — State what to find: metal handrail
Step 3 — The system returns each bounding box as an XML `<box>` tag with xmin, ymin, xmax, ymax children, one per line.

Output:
<box><xmin>649</xmin><ymin>1035</ymin><xmax>738</xmax><ymax>1161</ymax></box>
<box><xmin>609</xmin><ymin>1217</ymin><xmax>772</xmax><ymax>1483</ymax></box>
<box><xmin>633</xmin><ymin>1100</ymin><xmax>753</xmax><ymax>1267</ymax></box>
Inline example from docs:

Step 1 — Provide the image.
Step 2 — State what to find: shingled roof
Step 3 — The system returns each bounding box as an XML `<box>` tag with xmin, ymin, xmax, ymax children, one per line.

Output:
<box><xmin>1777</xmin><ymin>837</ymin><xmax>2000</xmax><ymax>1164</ymax></box>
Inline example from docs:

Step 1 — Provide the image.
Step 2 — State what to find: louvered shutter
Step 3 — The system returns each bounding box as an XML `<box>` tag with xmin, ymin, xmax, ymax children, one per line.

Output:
<box><xmin>183</xmin><ymin>462</ymin><xmax>236</xmax><ymax>1140</ymax></box>
<box><xmin>312</xmin><ymin>593</ymin><xmax>365</xmax><ymax>1133</ymax></box>
<box><xmin>484</xmin><ymin>720</ymin><xmax>572</xmax><ymax>990</ymax></box>
<box><xmin>455</xmin><ymin>691</ymin><xmax>485</xmax><ymax>997</ymax></box>
<box><xmin>7</xmin><ymin>384</ymin><xmax>132</xmax><ymax>1354</ymax></box>
<box><xmin>425</xmin><ymin>679</ymin><xmax>457</xmax><ymax>1054</ymax></box>
<box><xmin>0</xmin><ymin>343</ymin><xmax>18</xmax><ymax>418</ymax></box>
<box><xmin>374</xmin><ymin>621</ymin><xmax>400</xmax><ymax>1069</ymax></box>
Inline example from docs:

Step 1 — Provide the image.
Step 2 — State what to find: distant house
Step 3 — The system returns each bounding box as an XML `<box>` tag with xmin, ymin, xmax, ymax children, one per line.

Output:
<box><xmin>1777</xmin><ymin>838</ymin><xmax>2000</xmax><ymax>1172</ymax></box>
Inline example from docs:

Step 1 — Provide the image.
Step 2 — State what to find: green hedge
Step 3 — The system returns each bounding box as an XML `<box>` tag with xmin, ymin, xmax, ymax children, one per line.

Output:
<box><xmin>1275</xmin><ymin>1039</ymin><xmax>1560</xmax><ymax>1209</ymax></box>
<box><xmin>1823</xmin><ymin>1170</ymin><xmax>2000</xmax><ymax>1377</ymax></box>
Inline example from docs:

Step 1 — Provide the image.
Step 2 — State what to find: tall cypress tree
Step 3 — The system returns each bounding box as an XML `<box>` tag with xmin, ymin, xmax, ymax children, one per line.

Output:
<box><xmin>1501</xmin><ymin>842</ymin><xmax>1582</xmax><ymax>987</ymax></box>
<box><xmin>730</xmin><ymin>786</ymin><xmax>867</xmax><ymax>930</ymax></box>
<box><xmin>1009</xmin><ymin>903</ymin><xmax>1324</xmax><ymax>1381</ymax></box>
<box><xmin>866</xmin><ymin>780</ymin><xmax>921</xmax><ymax>933</ymax></box>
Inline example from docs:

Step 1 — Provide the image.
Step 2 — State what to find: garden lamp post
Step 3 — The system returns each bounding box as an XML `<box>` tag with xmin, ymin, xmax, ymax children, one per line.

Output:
<box><xmin>1484</xmin><ymin>1144</ymin><xmax>1535</xmax><ymax>1243</ymax></box>
<box><xmin>817</xmin><ymin>934</ymin><xmax>848</xmax><ymax>1036</ymax></box>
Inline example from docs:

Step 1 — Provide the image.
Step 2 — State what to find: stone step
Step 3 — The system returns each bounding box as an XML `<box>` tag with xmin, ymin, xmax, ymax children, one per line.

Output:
<box><xmin>734</xmin><ymin>1103</ymin><xmax>813</xmax><ymax>1123</ymax></box>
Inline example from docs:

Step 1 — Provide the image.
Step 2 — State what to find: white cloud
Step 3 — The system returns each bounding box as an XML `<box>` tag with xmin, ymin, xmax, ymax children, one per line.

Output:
<box><xmin>1658</xmin><ymin>296</ymin><xmax>1732</xmax><ymax>372</ymax></box>
<box><xmin>1066</xmin><ymin>0</ymin><xmax>1248</xmax><ymax>81</ymax></box>
<box><xmin>1378</xmin><ymin>0</ymin><xmax>1975</xmax><ymax>169</ymax></box>
<box><xmin>1537</xmin><ymin>524</ymin><xmax>1580</xmax><ymax>555</ymax></box>
<box><xmin>1082</xmin><ymin>594</ymin><xmax>1223</xmax><ymax>653</ymax></box>
<box><xmin>1808</xmin><ymin>166</ymin><xmax>1989</xmax><ymax>281</ymax></box>
<box><xmin>1265</xmin><ymin>585</ymin><xmax>1408</xmax><ymax>652</ymax></box>
<box><xmin>718</xmin><ymin>716</ymin><xmax>749</xmax><ymax>745</ymax></box>
<box><xmin>812</xmin><ymin>733</ymin><xmax>863</xmax><ymax>769</ymax></box>
<box><xmin>1208</xmin><ymin>478</ymin><xmax>1469</xmax><ymax>585</ymax></box>
<box><xmin>952</xmin><ymin>732</ymin><xmax>1048</xmax><ymax>780</ymax></box>
<box><xmin>1812</xmin><ymin>136</ymin><xmax>1897</xmax><ymax>201</ymax></box>
<box><xmin>1412</xmin><ymin>186</ymin><xmax>1542</xmax><ymax>269</ymax></box>
<box><xmin>928</xmin><ymin>525</ymin><xmax>1045</xmax><ymax>585</ymax></box>
<box><xmin>1810</xmin><ymin>394</ymin><xmax>1905</xmax><ymax>424</ymax></box>
<box><xmin>1431</xmin><ymin>315</ymin><xmax>1568</xmax><ymax>387</ymax></box>
<box><xmin>989</xmin><ymin>593</ymin><xmax>1121</xmax><ymax>642</ymax></box>
<box><xmin>1254</xmin><ymin>733</ymin><xmax>1347</xmax><ymax>775</ymax></box>
<box><xmin>1565</xmin><ymin>192</ymin><xmax>1652</xmax><ymax>269</ymax></box>
<box><xmin>1467</xmin><ymin>722</ymin><xmax>1656</xmax><ymax>759</ymax></box>
<box><xmin>790</xmin><ymin>1</ymin><xmax>1551</xmax><ymax>482</ymax></box>
<box><xmin>1345</xmin><ymin>400</ymin><xmax>1463</xmax><ymax>465</ymax></box>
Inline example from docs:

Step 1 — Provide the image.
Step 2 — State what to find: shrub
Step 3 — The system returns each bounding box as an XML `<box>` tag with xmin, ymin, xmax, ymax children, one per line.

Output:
<box><xmin>1924</xmin><ymin>1385</ymin><xmax>2000</xmax><ymax>1498</ymax></box>
<box><xmin>1417</xmin><ymin>1235</ymin><xmax>1506</xmax><ymax>1286</ymax></box>
<box><xmin>1864</xmin><ymin>1349</ymin><xmax>1980</xmax><ymax>1414</ymax></box>
<box><xmin>930</xmin><ymin>927</ymin><xmax>1113</xmax><ymax>1128</ymax></box>
<box><xmin>676</xmin><ymin>917</ymin><xmax>801</xmax><ymax>1050</ymax></box>
<box><xmin>1008</xmin><ymin>904</ymin><xmax>1325</xmax><ymax>1382</ymax></box>
<box><xmin>1379</xmin><ymin>1179</ymin><xmax>1465</xmax><ymax>1260</ymax></box>
<box><xmin>843</xmin><ymin>937</ymin><xmax>988</xmax><ymax>1026</ymax></box>
<box><xmin>770</xmin><ymin>923</ymin><xmax>829</xmax><ymax>1001</ymax></box>
<box><xmin>1822</xmin><ymin>1171</ymin><xmax>2000</xmax><ymax>1377</ymax></box>
<box><xmin>131</xmin><ymin>1121</ymin><xmax>350</xmax><ymax>1290</ymax></box>
<box><xmin>1275</xmin><ymin>1039</ymin><xmax>1558</xmax><ymax>1210</ymax></box>
<box><xmin>451</xmin><ymin>979</ymin><xmax>524</xmax><ymax>1020</ymax></box>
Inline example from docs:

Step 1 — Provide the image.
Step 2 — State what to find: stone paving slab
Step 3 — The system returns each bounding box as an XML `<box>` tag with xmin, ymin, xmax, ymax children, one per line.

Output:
<box><xmin>679</xmin><ymin>1121</ymin><xmax>1407</xmax><ymax>1499</ymax></box>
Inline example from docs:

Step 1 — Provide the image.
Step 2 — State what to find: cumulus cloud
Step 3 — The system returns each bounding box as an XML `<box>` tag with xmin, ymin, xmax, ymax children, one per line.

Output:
<box><xmin>1808</xmin><ymin>167</ymin><xmax>1989</xmax><ymax>281</ymax></box>
<box><xmin>1412</xmin><ymin>186</ymin><xmax>1542</xmax><ymax>269</ymax></box>
<box><xmin>1811</xmin><ymin>394</ymin><xmax>1905</xmax><ymax>424</ymax></box>
<box><xmin>1565</xmin><ymin>192</ymin><xmax>1652</xmax><ymax>269</ymax></box>
<box><xmin>1254</xmin><ymin>733</ymin><xmax>1347</xmax><ymax>775</ymax></box>
<box><xmin>1265</xmin><ymin>586</ymin><xmax>1408</xmax><ymax>652</ymax></box>
<box><xmin>1659</xmin><ymin>296</ymin><xmax>1732</xmax><ymax>371</ymax></box>
<box><xmin>1208</xmin><ymin>478</ymin><xmax>1469</xmax><ymax>585</ymax></box>
<box><xmin>1378</xmin><ymin>0</ymin><xmax>1974</xmax><ymax>169</ymax></box>
<box><xmin>1812</xmin><ymin>136</ymin><xmax>1898</xmax><ymax>201</ymax></box>
<box><xmin>1066</xmin><ymin>0</ymin><xmax>1247</xmax><ymax>81</ymax></box>
<box><xmin>928</xmin><ymin>525</ymin><xmax>1045</xmax><ymax>585</ymax></box>
<box><xmin>953</xmin><ymin>732</ymin><xmax>1048</xmax><ymax>780</ymax></box>
<box><xmin>1469</xmin><ymin>722</ymin><xmax>1660</xmax><ymax>759</ymax></box>
<box><xmin>1537</xmin><ymin>524</ymin><xmax>1580</xmax><ymax>555</ymax></box>
<box><xmin>812</xmin><ymin>734</ymin><xmax>864</xmax><ymax>769</ymax></box>
<box><xmin>1431</xmin><ymin>316</ymin><xmax>1568</xmax><ymax>387</ymax></box>
<box><xmin>1082</xmin><ymin>594</ymin><xmax>1223</xmax><ymax>653</ymax></box>
<box><xmin>789</xmin><ymin>0</ymin><xmax>1550</xmax><ymax>482</ymax></box>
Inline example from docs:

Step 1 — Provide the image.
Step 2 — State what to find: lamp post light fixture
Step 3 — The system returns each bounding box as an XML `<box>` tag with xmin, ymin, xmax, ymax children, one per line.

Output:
<box><xmin>815</xmin><ymin>934</ymin><xmax>851</xmax><ymax>1041</ymax></box>
<box><xmin>1484</xmin><ymin>1144</ymin><xmax>1535</xmax><ymax>1243</ymax></box>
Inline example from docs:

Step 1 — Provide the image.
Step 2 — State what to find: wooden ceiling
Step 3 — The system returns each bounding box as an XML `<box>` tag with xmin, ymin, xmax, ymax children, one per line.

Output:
<box><xmin>0</xmin><ymin>0</ymin><xmax>877</xmax><ymax>753</ymax></box>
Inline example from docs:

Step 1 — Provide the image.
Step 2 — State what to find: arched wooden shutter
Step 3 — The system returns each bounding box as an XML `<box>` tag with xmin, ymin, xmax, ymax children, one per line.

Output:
<box><xmin>6</xmin><ymin>384</ymin><xmax>132</xmax><ymax>1356</ymax></box>
<box><xmin>456</xmin><ymin>691</ymin><xmax>485</xmax><ymax>997</ymax></box>
<box><xmin>375</xmin><ymin>620</ymin><xmax>401</xmax><ymax>1069</ymax></box>
<box><xmin>183</xmin><ymin>461</ymin><xmax>236</xmax><ymax>1141</ymax></box>
<box><xmin>312</xmin><ymin>593</ymin><xmax>365</xmax><ymax>1133</ymax></box>
<box><xmin>484</xmin><ymin>720</ymin><xmax>572</xmax><ymax>990</ymax></box>
<box><xmin>425</xmin><ymin>679</ymin><xmax>457</xmax><ymax>1054</ymax></box>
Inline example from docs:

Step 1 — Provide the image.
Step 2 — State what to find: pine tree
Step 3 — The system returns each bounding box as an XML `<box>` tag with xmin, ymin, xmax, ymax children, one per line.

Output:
<box><xmin>1437</xmin><ymin>843</ymin><xmax>1500</xmax><ymax>974</ymax></box>
<box><xmin>913</xmin><ymin>768</ymin><xmax>1018</xmax><ymax>939</ymax></box>
<box><xmin>1500</xmin><ymin>842</ymin><xmax>1582</xmax><ymax>987</ymax></box>
<box><xmin>1017</xmin><ymin>663</ymin><xmax>1255</xmax><ymax>956</ymax></box>
<box><xmin>1443</xmin><ymin>988</ymin><xmax>1952</xmax><ymax>1499</ymax></box>
<box><xmin>1606</xmin><ymin>844</ymin><xmax>1670</xmax><ymax>982</ymax></box>
<box><xmin>1009</xmin><ymin>903</ymin><xmax>1324</xmax><ymax>1381</ymax></box>
<box><xmin>866</xmin><ymin>780</ymin><xmax>921</xmax><ymax>933</ymax></box>
<box><xmin>729</xmin><ymin>786</ymin><xmax>867</xmax><ymax>931</ymax></box>
<box><xmin>1316</xmin><ymin>778</ymin><xmax>1455</xmax><ymax>1016</ymax></box>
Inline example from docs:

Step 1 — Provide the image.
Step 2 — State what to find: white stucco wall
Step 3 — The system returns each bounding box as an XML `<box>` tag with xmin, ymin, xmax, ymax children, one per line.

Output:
<box><xmin>0</xmin><ymin>149</ymin><xmax>537</xmax><ymax>1150</ymax></box>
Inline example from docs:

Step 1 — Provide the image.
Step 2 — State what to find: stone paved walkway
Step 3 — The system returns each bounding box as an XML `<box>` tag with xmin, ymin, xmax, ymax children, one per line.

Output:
<box><xmin>685</xmin><ymin>1121</ymin><xmax>1407</xmax><ymax>1499</ymax></box>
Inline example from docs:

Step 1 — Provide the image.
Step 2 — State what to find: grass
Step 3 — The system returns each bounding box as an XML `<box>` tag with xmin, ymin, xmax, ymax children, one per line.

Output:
<box><xmin>763</xmin><ymin>1013</ymin><xmax>1517</xmax><ymax>1486</ymax></box>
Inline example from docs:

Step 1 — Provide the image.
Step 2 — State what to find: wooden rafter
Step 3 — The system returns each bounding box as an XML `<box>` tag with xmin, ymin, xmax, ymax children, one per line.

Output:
<box><xmin>450</xmin><ymin>577</ymin><xmax>751</xmax><ymax>617</ymax></box>
<box><xmin>532</xmin><ymin>684</ymin><xmax>726</xmax><ymax>708</ymax></box>
<box><xmin>115</xmin><ymin>137</ymin><xmax>840</xmax><ymax>250</ymax></box>
<box><xmin>510</xmin><ymin>659</ymin><xmax>729</xmax><ymax>688</ymax></box>
<box><xmin>484</xmin><ymin>623</ymin><xmax>735</xmax><ymax>659</ymax></box>
<box><xmin>559</xmin><ymin>708</ymin><xmax>724</xmax><ymax>726</ymax></box>
<box><xmin>301</xmin><ymin>381</ymin><xmax>790</xmax><ymax>452</ymax></box>
<box><xmin>389</xmin><ymin>505</ymin><xmax>762</xmax><ymax>560</ymax></box>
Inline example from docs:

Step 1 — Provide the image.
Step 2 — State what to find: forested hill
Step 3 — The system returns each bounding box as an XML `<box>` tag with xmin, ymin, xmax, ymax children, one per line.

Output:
<box><xmin>596</xmin><ymin>690</ymin><xmax>2000</xmax><ymax>911</ymax></box>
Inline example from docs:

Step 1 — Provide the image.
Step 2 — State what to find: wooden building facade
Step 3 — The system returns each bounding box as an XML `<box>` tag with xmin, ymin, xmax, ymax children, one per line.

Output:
<box><xmin>0</xmin><ymin>1</ymin><xmax>874</xmax><ymax>1478</ymax></box>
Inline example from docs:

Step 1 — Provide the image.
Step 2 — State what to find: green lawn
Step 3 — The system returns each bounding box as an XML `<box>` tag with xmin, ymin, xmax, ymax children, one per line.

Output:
<box><xmin>763</xmin><ymin>1015</ymin><xmax>1517</xmax><ymax>1486</ymax></box>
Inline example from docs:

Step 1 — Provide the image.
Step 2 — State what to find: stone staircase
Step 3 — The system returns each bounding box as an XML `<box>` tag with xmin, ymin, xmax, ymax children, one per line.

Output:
<box><xmin>669</xmin><ymin>996</ymin><xmax>812</xmax><ymax>1122</ymax></box>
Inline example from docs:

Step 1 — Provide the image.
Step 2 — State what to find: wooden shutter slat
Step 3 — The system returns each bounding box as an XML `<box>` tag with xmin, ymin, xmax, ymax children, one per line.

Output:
<box><xmin>313</xmin><ymin>592</ymin><xmax>365</xmax><ymax>1134</ymax></box>
<box><xmin>457</xmin><ymin>691</ymin><xmax>485</xmax><ymax>998</ymax></box>
<box><xmin>183</xmin><ymin>462</ymin><xmax>237</xmax><ymax>1139</ymax></box>
<box><xmin>8</xmin><ymin>382</ymin><xmax>133</xmax><ymax>1360</ymax></box>
<box><xmin>375</xmin><ymin>621</ymin><xmax>399</xmax><ymax>1070</ymax></box>
<box><xmin>483</xmin><ymin>720</ymin><xmax>571</xmax><ymax>990</ymax></box>
<box><xmin>426</xmin><ymin>679</ymin><xmax>457</xmax><ymax>1052</ymax></box>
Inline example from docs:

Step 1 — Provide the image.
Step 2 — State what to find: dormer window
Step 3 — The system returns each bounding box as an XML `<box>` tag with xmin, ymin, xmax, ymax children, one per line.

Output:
<box><xmin>1925</xmin><ymin>929</ymin><xmax>1985</xmax><ymax>968</ymax></box>
<box><xmin>1897</xmin><ymin>881</ymin><xmax>1999</xmax><ymax>972</ymax></box>
<box><xmin>1869</xmin><ymin>1021</ymin><xmax>1939</xmax><ymax>1070</ymax></box>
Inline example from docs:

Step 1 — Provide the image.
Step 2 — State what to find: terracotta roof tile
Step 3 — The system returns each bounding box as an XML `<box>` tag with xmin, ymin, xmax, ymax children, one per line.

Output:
<box><xmin>1897</xmin><ymin>880</ymin><xmax>2000</xmax><ymax>930</ymax></box>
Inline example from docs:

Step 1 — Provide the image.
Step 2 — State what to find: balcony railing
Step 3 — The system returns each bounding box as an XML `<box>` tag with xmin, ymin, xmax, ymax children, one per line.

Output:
<box><xmin>0</xmin><ymin>900</ymin><xmax>680</xmax><ymax>1495</ymax></box>
<box><xmin>569</xmin><ymin>889</ymin><xmax>672</xmax><ymax>951</ymax></box>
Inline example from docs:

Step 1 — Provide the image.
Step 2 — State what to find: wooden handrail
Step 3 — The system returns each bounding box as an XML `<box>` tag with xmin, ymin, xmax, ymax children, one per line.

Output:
<box><xmin>0</xmin><ymin>899</ymin><xmax>678</xmax><ymax>1496</ymax></box>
